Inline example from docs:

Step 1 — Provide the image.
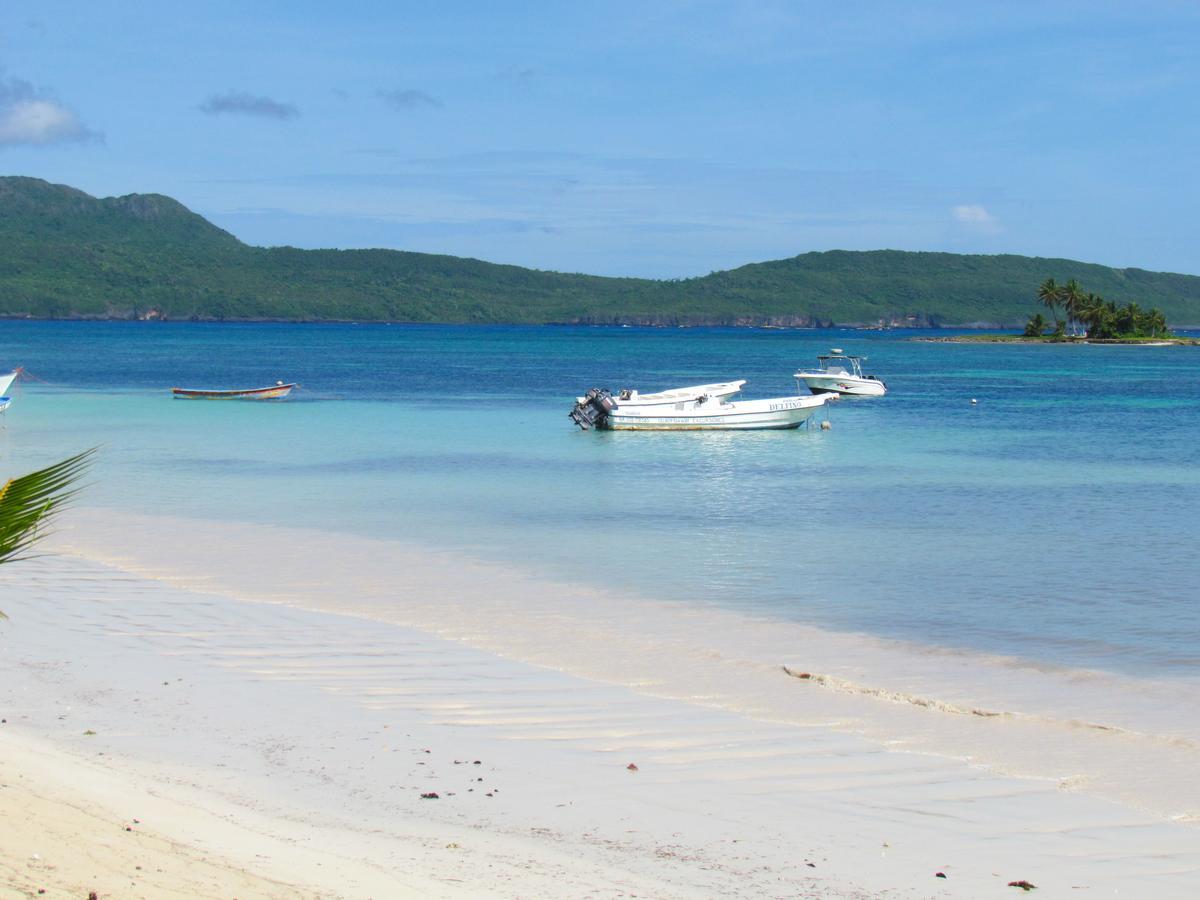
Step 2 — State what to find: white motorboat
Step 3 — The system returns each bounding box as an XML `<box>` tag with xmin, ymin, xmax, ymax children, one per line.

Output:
<box><xmin>796</xmin><ymin>350</ymin><xmax>887</xmax><ymax>396</ymax></box>
<box><xmin>569</xmin><ymin>379</ymin><xmax>830</xmax><ymax>431</ymax></box>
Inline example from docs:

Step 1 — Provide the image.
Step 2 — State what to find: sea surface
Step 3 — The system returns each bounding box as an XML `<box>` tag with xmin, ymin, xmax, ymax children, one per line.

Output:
<box><xmin>2</xmin><ymin>321</ymin><xmax>1198</xmax><ymax>681</ymax></box>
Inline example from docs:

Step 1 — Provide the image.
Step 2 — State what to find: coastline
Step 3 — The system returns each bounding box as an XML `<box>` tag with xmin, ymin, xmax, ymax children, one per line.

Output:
<box><xmin>2</xmin><ymin>313</ymin><xmax>1196</xmax><ymax>332</ymax></box>
<box><xmin>917</xmin><ymin>333</ymin><xmax>1200</xmax><ymax>345</ymax></box>
<box><xmin>3</xmin><ymin>509</ymin><xmax>1197</xmax><ymax>896</ymax></box>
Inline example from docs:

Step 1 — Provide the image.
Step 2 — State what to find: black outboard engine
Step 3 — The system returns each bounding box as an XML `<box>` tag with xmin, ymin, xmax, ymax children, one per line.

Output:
<box><xmin>569</xmin><ymin>387</ymin><xmax>617</xmax><ymax>430</ymax></box>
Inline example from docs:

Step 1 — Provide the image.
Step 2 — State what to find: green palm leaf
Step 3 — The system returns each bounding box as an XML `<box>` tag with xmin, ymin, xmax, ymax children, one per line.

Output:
<box><xmin>0</xmin><ymin>449</ymin><xmax>95</xmax><ymax>617</ymax></box>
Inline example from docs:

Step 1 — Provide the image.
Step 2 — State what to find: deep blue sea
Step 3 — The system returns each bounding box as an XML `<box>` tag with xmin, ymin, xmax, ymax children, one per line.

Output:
<box><xmin>2</xmin><ymin>321</ymin><xmax>1198</xmax><ymax>678</ymax></box>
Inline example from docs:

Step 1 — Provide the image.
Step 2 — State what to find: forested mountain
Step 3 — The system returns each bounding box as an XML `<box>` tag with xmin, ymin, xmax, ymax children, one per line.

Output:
<box><xmin>3</xmin><ymin>176</ymin><xmax>1197</xmax><ymax>325</ymax></box>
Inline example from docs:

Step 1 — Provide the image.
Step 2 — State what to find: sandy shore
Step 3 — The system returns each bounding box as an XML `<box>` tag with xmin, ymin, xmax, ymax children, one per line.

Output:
<box><xmin>2</xmin><ymin>512</ymin><xmax>1198</xmax><ymax>897</ymax></box>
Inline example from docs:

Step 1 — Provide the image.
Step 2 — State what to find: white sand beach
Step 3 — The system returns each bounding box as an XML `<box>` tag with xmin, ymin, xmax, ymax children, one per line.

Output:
<box><xmin>2</xmin><ymin>509</ymin><xmax>1198</xmax><ymax>898</ymax></box>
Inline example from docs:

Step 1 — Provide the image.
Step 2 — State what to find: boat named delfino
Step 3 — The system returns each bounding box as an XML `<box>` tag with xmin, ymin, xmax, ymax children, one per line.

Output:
<box><xmin>570</xmin><ymin>379</ymin><xmax>829</xmax><ymax>431</ymax></box>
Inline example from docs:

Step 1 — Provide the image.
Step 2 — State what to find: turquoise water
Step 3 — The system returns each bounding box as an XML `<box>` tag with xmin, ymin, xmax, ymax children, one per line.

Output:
<box><xmin>2</xmin><ymin>321</ymin><xmax>1198</xmax><ymax>676</ymax></box>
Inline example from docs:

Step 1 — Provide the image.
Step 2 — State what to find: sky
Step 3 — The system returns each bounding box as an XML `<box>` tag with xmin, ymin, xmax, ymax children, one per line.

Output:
<box><xmin>1</xmin><ymin>1</ymin><xmax>1198</xmax><ymax>278</ymax></box>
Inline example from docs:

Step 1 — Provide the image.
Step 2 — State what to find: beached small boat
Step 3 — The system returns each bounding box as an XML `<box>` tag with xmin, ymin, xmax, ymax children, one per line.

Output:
<box><xmin>796</xmin><ymin>350</ymin><xmax>887</xmax><ymax>397</ymax></box>
<box><xmin>172</xmin><ymin>381</ymin><xmax>296</xmax><ymax>400</ymax></box>
<box><xmin>570</xmin><ymin>379</ymin><xmax>830</xmax><ymax>431</ymax></box>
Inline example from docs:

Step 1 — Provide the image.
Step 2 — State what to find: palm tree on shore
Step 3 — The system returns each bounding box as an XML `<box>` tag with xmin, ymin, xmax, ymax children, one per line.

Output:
<box><xmin>0</xmin><ymin>449</ymin><xmax>94</xmax><ymax>619</ymax></box>
<box><xmin>1117</xmin><ymin>301</ymin><xmax>1142</xmax><ymax>337</ymax></box>
<box><xmin>1034</xmin><ymin>279</ymin><xmax>1173</xmax><ymax>340</ymax></box>
<box><xmin>1146</xmin><ymin>308</ymin><xmax>1168</xmax><ymax>338</ymax></box>
<box><xmin>1062</xmin><ymin>279</ymin><xmax>1085</xmax><ymax>336</ymax></box>
<box><xmin>1077</xmin><ymin>292</ymin><xmax>1107</xmax><ymax>337</ymax></box>
<box><xmin>1037</xmin><ymin>278</ymin><xmax>1064</xmax><ymax>330</ymax></box>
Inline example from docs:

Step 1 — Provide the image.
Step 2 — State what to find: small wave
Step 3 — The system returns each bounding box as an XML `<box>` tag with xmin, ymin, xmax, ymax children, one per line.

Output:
<box><xmin>782</xmin><ymin>666</ymin><xmax>1010</xmax><ymax>718</ymax></box>
<box><xmin>781</xmin><ymin>665</ymin><xmax>1200</xmax><ymax>750</ymax></box>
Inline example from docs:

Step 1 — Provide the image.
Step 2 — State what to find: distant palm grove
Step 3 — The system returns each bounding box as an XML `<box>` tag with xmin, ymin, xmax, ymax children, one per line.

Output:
<box><xmin>2</xmin><ymin>176</ymin><xmax>1200</xmax><ymax>327</ymax></box>
<box><xmin>1029</xmin><ymin>278</ymin><xmax>1172</xmax><ymax>339</ymax></box>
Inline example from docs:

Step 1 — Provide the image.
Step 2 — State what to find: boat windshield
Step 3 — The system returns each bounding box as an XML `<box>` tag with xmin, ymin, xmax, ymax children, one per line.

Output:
<box><xmin>817</xmin><ymin>355</ymin><xmax>863</xmax><ymax>376</ymax></box>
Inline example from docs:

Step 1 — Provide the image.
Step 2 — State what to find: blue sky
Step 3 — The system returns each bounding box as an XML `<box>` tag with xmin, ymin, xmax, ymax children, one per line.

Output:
<box><xmin>2</xmin><ymin>1</ymin><xmax>1197</xmax><ymax>277</ymax></box>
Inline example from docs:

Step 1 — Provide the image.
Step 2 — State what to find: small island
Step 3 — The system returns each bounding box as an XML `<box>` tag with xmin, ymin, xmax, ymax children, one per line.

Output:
<box><xmin>928</xmin><ymin>278</ymin><xmax>1199</xmax><ymax>344</ymax></box>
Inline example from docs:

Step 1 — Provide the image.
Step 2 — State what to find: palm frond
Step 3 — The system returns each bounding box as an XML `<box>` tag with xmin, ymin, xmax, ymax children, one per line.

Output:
<box><xmin>0</xmin><ymin>448</ymin><xmax>96</xmax><ymax>569</ymax></box>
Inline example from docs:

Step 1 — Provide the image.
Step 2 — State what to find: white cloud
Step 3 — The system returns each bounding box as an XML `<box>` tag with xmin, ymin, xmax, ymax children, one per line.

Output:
<box><xmin>951</xmin><ymin>204</ymin><xmax>1003</xmax><ymax>236</ymax></box>
<box><xmin>952</xmin><ymin>204</ymin><xmax>996</xmax><ymax>225</ymax></box>
<box><xmin>0</xmin><ymin>76</ymin><xmax>96</xmax><ymax>147</ymax></box>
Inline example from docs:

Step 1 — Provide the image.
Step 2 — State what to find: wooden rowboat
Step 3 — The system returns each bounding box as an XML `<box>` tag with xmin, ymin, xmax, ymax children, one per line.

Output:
<box><xmin>172</xmin><ymin>382</ymin><xmax>296</xmax><ymax>400</ymax></box>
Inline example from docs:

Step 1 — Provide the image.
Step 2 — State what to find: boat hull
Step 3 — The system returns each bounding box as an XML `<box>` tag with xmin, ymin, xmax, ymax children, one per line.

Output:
<box><xmin>799</xmin><ymin>375</ymin><xmax>886</xmax><ymax>396</ymax></box>
<box><xmin>604</xmin><ymin>395</ymin><xmax>826</xmax><ymax>430</ymax></box>
<box><xmin>172</xmin><ymin>384</ymin><xmax>296</xmax><ymax>400</ymax></box>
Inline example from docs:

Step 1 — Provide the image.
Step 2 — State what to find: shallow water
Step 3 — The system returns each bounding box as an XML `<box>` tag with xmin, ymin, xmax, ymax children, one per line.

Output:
<box><xmin>2</xmin><ymin>321</ymin><xmax>1198</xmax><ymax>678</ymax></box>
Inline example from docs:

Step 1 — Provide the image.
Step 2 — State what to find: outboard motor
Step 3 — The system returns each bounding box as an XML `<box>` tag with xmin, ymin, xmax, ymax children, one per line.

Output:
<box><xmin>569</xmin><ymin>387</ymin><xmax>617</xmax><ymax>430</ymax></box>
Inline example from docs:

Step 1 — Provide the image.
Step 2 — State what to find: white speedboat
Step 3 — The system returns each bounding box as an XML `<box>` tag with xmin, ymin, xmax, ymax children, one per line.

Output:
<box><xmin>569</xmin><ymin>379</ymin><xmax>829</xmax><ymax>431</ymax></box>
<box><xmin>796</xmin><ymin>350</ymin><xmax>887</xmax><ymax>396</ymax></box>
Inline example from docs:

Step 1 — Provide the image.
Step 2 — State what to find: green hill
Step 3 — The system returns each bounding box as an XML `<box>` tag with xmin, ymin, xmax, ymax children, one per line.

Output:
<box><xmin>2</xmin><ymin>176</ymin><xmax>1198</xmax><ymax>326</ymax></box>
